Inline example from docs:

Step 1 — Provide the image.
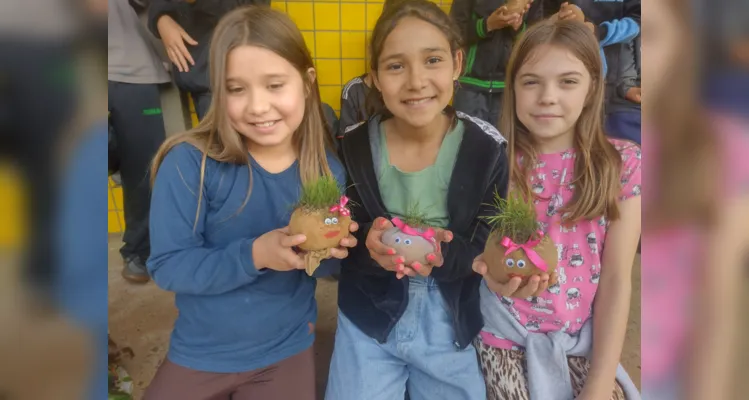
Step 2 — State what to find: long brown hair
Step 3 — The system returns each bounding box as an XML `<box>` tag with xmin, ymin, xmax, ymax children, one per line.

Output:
<box><xmin>366</xmin><ymin>0</ymin><xmax>463</xmax><ymax>116</ymax></box>
<box><xmin>150</xmin><ymin>6</ymin><xmax>335</xmax><ymax>225</ymax></box>
<box><xmin>645</xmin><ymin>0</ymin><xmax>716</xmax><ymax>227</ymax></box>
<box><xmin>502</xmin><ymin>19</ymin><xmax>624</xmax><ymax>223</ymax></box>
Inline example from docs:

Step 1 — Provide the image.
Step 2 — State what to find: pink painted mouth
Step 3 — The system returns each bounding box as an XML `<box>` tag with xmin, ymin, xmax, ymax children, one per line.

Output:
<box><xmin>324</xmin><ymin>230</ymin><xmax>341</xmax><ymax>238</ymax></box>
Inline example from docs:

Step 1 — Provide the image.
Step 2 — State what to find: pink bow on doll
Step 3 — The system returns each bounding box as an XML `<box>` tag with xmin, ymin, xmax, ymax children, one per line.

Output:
<box><xmin>500</xmin><ymin>230</ymin><xmax>548</xmax><ymax>271</ymax></box>
<box><xmin>391</xmin><ymin>217</ymin><xmax>435</xmax><ymax>241</ymax></box>
<box><xmin>329</xmin><ymin>196</ymin><xmax>351</xmax><ymax>217</ymax></box>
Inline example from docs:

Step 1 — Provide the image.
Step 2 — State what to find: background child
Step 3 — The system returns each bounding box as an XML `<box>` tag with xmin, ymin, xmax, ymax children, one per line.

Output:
<box><xmin>605</xmin><ymin>36</ymin><xmax>640</xmax><ymax>144</ymax></box>
<box><xmin>472</xmin><ymin>19</ymin><xmax>641</xmax><ymax>400</ymax></box>
<box><xmin>338</xmin><ymin>0</ymin><xmax>401</xmax><ymax>137</ymax></box>
<box><xmin>326</xmin><ymin>1</ymin><xmax>509</xmax><ymax>399</ymax></box>
<box><xmin>148</xmin><ymin>0</ymin><xmax>271</xmax><ymax>119</ymax></box>
<box><xmin>450</xmin><ymin>0</ymin><xmax>542</xmax><ymax>125</ymax></box>
<box><xmin>109</xmin><ymin>0</ymin><xmax>172</xmax><ymax>284</ymax></box>
<box><xmin>143</xmin><ymin>7</ymin><xmax>356</xmax><ymax>399</ymax></box>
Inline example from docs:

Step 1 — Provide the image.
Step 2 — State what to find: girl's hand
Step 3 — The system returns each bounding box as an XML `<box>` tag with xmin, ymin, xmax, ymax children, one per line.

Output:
<box><xmin>366</xmin><ymin>217</ymin><xmax>407</xmax><ymax>273</ymax></box>
<box><xmin>402</xmin><ymin>229</ymin><xmax>454</xmax><ymax>279</ymax></box>
<box><xmin>509</xmin><ymin>0</ymin><xmax>533</xmax><ymax>30</ymax></box>
<box><xmin>558</xmin><ymin>2</ymin><xmax>585</xmax><ymax>23</ymax></box>
<box><xmin>472</xmin><ymin>254</ymin><xmax>551</xmax><ymax>297</ymax></box>
<box><xmin>625</xmin><ymin>87</ymin><xmax>642</xmax><ymax>104</ymax></box>
<box><xmin>156</xmin><ymin>14</ymin><xmax>198</xmax><ymax>72</ymax></box>
<box><xmin>252</xmin><ymin>227</ymin><xmax>307</xmax><ymax>271</ymax></box>
<box><xmin>487</xmin><ymin>6</ymin><xmax>521</xmax><ymax>32</ymax></box>
<box><xmin>329</xmin><ymin>222</ymin><xmax>360</xmax><ymax>260</ymax></box>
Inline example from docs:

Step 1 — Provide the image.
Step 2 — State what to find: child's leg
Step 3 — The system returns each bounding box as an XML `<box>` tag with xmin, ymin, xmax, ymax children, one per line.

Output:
<box><xmin>401</xmin><ymin>281</ymin><xmax>486</xmax><ymax>400</ymax></box>
<box><xmin>475</xmin><ymin>335</ymin><xmax>627</xmax><ymax>400</ymax></box>
<box><xmin>605</xmin><ymin>110</ymin><xmax>642</xmax><ymax>145</ymax></box>
<box><xmin>232</xmin><ymin>347</ymin><xmax>315</xmax><ymax>400</ymax></box>
<box><xmin>143</xmin><ymin>358</ymin><xmax>234</xmax><ymax>400</ymax></box>
<box><xmin>325</xmin><ymin>311</ymin><xmax>409</xmax><ymax>400</ymax></box>
<box><xmin>475</xmin><ymin>336</ymin><xmax>529</xmax><ymax>400</ymax></box>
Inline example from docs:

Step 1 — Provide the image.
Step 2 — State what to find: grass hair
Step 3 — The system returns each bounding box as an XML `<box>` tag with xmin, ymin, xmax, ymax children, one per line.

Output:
<box><xmin>400</xmin><ymin>201</ymin><xmax>430</xmax><ymax>228</ymax></box>
<box><xmin>296</xmin><ymin>175</ymin><xmax>344</xmax><ymax>210</ymax></box>
<box><xmin>481</xmin><ymin>190</ymin><xmax>540</xmax><ymax>244</ymax></box>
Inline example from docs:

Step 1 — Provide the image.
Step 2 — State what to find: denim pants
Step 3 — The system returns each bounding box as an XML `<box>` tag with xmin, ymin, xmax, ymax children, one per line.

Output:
<box><xmin>325</xmin><ymin>277</ymin><xmax>486</xmax><ymax>400</ymax></box>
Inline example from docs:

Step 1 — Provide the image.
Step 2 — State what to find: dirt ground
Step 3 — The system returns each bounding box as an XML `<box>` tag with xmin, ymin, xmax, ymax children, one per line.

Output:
<box><xmin>107</xmin><ymin>236</ymin><xmax>642</xmax><ymax>399</ymax></box>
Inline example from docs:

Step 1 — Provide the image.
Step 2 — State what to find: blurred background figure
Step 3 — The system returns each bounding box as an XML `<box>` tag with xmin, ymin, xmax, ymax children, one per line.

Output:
<box><xmin>148</xmin><ymin>0</ymin><xmax>270</xmax><ymax>120</ymax></box>
<box><xmin>109</xmin><ymin>0</ymin><xmax>171</xmax><ymax>284</ymax></box>
<box><xmin>0</xmin><ymin>0</ymin><xmax>108</xmax><ymax>399</ymax></box>
<box><xmin>641</xmin><ymin>2</ymin><xmax>749</xmax><ymax>400</ymax></box>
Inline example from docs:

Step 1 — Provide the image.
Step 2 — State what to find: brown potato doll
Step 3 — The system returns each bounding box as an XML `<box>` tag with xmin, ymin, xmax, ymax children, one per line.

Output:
<box><xmin>482</xmin><ymin>191</ymin><xmax>558</xmax><ymax>291</ymax></box>
<box><xmin>288</xmin><ymin>176</ymin><xmax>352</xmax><ymax>275</ymax></box>
<box><xmin>381</xmin><ymin>205</ymin><xmax>438</xmax><ymax>266</ymax></box>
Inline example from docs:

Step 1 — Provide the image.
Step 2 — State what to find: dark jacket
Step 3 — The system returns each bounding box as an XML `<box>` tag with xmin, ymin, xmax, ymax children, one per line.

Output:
<box><xmin>606</xmin><ymin>36</ymin><xmax>640</xmax><ymax>114</ymax></box>
<box><xmin>339</xmin><ymin>74</ymin><xmax>371</xmax><ymax>138</ymax></box>
<box><xmin>337</xmin><ymin>111</ymin><xmax>510</xmax><ymax>349</ymax></box>
<box><xmin>450</xmin><ymin>0</ymin><xmax>544</xmax><ymax>93</ymax></box>
<box><xmin>147</xmin><ymin>0</ymin><xmax>270</xmax><ymax>93</ymax></box>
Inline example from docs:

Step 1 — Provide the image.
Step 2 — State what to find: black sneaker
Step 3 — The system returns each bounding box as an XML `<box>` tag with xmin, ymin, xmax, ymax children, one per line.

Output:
<box><xmin>121</xmin><ymin>256</ymin><xmax>150</xmax><ymax>284</ymax></box>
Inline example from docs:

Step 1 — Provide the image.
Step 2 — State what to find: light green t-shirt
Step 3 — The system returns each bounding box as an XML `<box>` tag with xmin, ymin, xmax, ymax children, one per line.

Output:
<box><xmin>376</xmin><ymin>119</ymin><xmax>465</xmax><ymax>229</ymax></box>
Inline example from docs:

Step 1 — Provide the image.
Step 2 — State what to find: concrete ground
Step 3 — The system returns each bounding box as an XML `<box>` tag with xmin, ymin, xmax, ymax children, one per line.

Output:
<box><xmin>108</xmin><ymin>236</ymin><xmax>642</xmax><ymax>399</ymax></box>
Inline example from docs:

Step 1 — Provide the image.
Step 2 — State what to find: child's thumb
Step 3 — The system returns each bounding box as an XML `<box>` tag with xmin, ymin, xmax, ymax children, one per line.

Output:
<box><xmin>282</xmin><ymin>234</ymin><xmax>307</xmax><ymax>248</ymax></box>
<box><xmin>181</xmin><ymin>31</ymin><xmax>198</xmax><ymax>45</ymax></box>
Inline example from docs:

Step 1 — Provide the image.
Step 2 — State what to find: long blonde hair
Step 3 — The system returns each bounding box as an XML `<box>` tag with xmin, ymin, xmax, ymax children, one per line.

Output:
<box><xmin>501</xmin><ymin>19</ymin><xmax>623</xmax><ymax>222</ymax></box>
<box><xmin>150</xmin><ymin>6</ymin><xmax>335</xmax><ymax>225</ymax></box>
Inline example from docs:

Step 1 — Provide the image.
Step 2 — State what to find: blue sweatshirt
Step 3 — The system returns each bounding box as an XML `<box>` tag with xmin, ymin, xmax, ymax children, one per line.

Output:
<box><xmin>147</xmin><ymin>142</ymin><xmax>345</xmax><ymax>373</ymax></box>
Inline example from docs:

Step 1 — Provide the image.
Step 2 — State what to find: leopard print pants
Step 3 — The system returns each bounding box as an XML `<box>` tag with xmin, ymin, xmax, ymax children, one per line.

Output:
<box><xmin>475</xmin><ymin>337</ymin><xmax>626</xmax><ymax>400</ymax></box>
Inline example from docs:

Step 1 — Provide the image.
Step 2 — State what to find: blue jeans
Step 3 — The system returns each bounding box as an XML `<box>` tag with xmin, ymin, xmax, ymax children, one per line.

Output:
<box><xmin>605</xmin><ymin>110</ymin><xmax>642</xmax><ymax>145</ymax></box>
<box><xmin>325</xmin><ymin>277</ymin><xmax>486</xmax><ymax>400</ymax></box>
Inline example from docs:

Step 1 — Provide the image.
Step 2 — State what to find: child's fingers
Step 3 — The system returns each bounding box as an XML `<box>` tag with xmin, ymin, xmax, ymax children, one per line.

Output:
<box><xmin>280</xmin><ymin>233</ymin><xmax>307</xmax><ymax>248</ymax></box>
<box><xmin>515</xmin><ymin>275</ymin><xmax>541</xmax><ymax>298</ymax></box>
<box><xmin>533</xmin><ymin>277</ymin><xmax>550</xmax><ymax>297</ymax></box>
<box><xmin>330</xmin><ymin>247</ymin><xmax>349</xmax><ymax>260</ymax></box>
<box><xmin>339</xmin><ymin>235</ymin><xmax>358</xmax><ymax>248</ymax></box>
<box><xmin>366</xmin><ymin>234</ymin><xmax>395</xmax><ymax>256</ymax></box>
<box><xmin>348</xmin><ymin>221</ymin><xmax>359</xmax><ymax>233</ymax></box>
<box><xmin>411</xmin><ymin>262</ymin><xmax>433</xmax><ymax>277</ymax></box>
<box><xmin>472</xmin><ymin>256</ymin><xmax>488</xmax><ymax>275</ymax></box>
<box><xmin>281</xmin><ymin>250</ymin><xmax>306</xmax><ymax>270</ymax></box>
<box><xmin>372</xmin><ymin>217</ymin><xmax>394</xmax><ymax>231</ymax></box>
<box><xmin>434</xmin><ymin>228</ymin><xmax>453</xmax><ymax>244</ymax></box>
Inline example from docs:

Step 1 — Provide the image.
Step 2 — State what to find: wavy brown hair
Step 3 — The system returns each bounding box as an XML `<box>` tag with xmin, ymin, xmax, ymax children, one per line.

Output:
<box><xmin>502</xmin><ymin>19</ymin><xmax>624</xmax><ymax>223</ymax></box>
<box><xmin>366</xmin><ymin>0</ymin><xmax>463</xmax><ymax>116</ymax></box>
<box><xmin>150</xmin><ymin>6</ymin><xmax>335</xmax><ymax>225</ymax></box>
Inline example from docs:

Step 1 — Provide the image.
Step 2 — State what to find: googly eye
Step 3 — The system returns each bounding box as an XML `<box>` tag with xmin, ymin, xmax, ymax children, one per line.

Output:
<box><xmin>324</xmin><ymin>218</ymin><xmax>332</xmax><ymax>225</ymax></box>
<box><xmin>331</xmin><ymin>217</ymin><xmax>339</xmax><ymax>224</ymax></box>
<box><xmin>394</xmin><ymin>237</ymin><xmax>401</xmax><ymax>243</ymax></box>
<box><xmin>404</xmin><ymin>239</ymin><xmax>412</xmax><ymax>245</ymax></box>
<box><xmin>505</xmin><ymin>259</ymin><xmax>515</xmax><ymax>268</ymax></box>
<box><xmin>517</xmin><ymin>260</ymin><xmax>526</xmax><ymax>268</ymax></box>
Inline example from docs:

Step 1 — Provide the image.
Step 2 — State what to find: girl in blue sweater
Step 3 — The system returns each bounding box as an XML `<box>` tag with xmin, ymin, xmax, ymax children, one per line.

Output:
<box><xmin>143</xmin><ymin>7</ymin><xmax>357</xmax><ymax>400</ymax></box>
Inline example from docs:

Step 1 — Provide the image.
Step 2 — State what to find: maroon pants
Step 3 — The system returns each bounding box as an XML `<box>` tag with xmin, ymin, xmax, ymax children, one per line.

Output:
<box><xmin>143</xmin><ymin>347</ymin><xmax>315</xmax><ymax>400</ymax></box>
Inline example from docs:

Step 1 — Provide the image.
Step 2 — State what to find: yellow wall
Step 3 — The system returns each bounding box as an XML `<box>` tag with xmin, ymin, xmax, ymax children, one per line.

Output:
<box><xmin>108</xmin><ymin>0</ymin><xmax>455</xmax><ymax>234</ymax></box>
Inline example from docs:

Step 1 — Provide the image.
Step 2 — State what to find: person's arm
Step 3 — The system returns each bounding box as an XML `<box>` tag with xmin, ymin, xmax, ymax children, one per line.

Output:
<box><xmin>431</xmin><ymin>146</ymin><xmax>510</xmax><ymax>281</ymax></box>
<box><xmin>686</xmin><ymin>194</ymin><xmax>749</xmax><ymax>400</ymax></box>
<box><xmin>147</xmin><ymin>0</ymin><xmax>187</xmax><ymax>38</ymax></box>
<box><xmin>578</xmin><ymin>145</ymin><xmax>641</xmax><ymax>399</ymax></box>
<box><xmin>616</xmin><ymin>39</ymin><xmax>640</xmax><ymax>103</ymax></box>
<box><xmin>450</xmin><ymin>0</ymin><xmax>492</xmax><ymax>47</ymax></box>
<box><xmin>597</xmin><ymin>0</ymin><xmax>640</xmax><ymax>47</ymax></box>
<box><xmin>578</xmin><ymin>196</ymin><xmax>640</xmax><ymax>399</ymax></box>
<box><xmin>147</xmin><ymin>145</ymin><xmax>266</xmax><ymax>295</ymax></box>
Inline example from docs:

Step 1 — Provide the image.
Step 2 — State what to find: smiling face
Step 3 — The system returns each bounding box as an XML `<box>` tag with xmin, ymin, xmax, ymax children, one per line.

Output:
<box><xmin>372</xmin><ymin>17</ymin><xmax>461</xmax><ymax>129</ymax></box>
<box><xmin>225</xmin><ymin>45</ymin><xmax>312</xmax><ymax>150</ymax></box>
<box><xmin>514</xmin><ymin>44</ymin><xmax>592</xmax><ymax>152</ymax></box>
